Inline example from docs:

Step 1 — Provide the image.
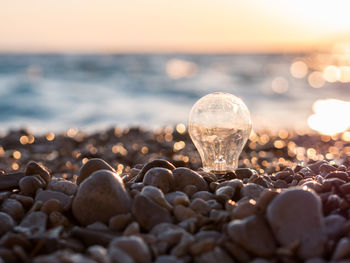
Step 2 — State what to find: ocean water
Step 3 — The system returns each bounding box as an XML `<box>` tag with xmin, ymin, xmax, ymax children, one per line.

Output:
<box><xmin>0</xmin><ymin>53</ymin><xmax>349</xmax><ymax>133</ymax></box>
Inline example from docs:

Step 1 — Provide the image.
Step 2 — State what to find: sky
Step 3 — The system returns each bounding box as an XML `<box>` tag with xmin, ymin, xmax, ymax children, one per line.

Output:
<box><xmin>1</xmin><ymin>0</ymin><xmax>350</xmax><ymax>53</ymax></box>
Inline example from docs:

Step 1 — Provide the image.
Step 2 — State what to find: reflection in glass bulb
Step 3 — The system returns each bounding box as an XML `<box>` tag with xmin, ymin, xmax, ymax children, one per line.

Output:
<box><xmin>188</xmin><ymin>92</ymin><xmax>252</xmax><ymax>173</ymax></box>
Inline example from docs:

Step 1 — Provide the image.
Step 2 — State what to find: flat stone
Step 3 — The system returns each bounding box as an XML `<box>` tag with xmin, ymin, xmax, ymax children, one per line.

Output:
<box><xmin>73</xmin><ymin>170</ymin><xmax>130</xmax><ymax>225</ymax></box>
<box><xmin>266</xmin><ymin>188</ymin><xmax>326</xmax><ymax>259</ymax></box>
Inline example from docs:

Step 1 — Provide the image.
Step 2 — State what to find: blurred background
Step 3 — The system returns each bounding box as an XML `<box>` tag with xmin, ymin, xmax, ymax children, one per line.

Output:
<box><xmin>0</xmin><ymin>0</ymin><xmax>350</xmax><ymax>135</ymax></box>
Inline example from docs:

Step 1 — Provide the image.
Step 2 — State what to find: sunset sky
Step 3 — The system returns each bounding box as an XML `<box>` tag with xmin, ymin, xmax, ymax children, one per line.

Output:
<box><xmin>1</xmin><ymin>0</ymin><xmax>350</xmax><ymax>53</ymax></box>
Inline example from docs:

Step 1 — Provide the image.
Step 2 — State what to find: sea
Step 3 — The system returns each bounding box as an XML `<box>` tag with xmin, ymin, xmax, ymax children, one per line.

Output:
<box><xmin>0</xmin><ymin>53</ymin><xmax>349</xmax><ymax>134</ymax></box>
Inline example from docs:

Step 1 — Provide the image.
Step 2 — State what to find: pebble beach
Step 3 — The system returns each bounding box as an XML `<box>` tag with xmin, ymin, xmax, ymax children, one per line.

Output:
<box><xmin>0</xmin><ymin>127</ymin><xmax>349</xmax><ymax>262</ymax></box>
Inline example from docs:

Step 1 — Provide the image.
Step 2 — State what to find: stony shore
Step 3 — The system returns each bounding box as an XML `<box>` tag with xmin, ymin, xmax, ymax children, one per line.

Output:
<box><xmin>0</xmin><ymin>127</ymin><xmax>349</xmax><ymax>262</ymax></box>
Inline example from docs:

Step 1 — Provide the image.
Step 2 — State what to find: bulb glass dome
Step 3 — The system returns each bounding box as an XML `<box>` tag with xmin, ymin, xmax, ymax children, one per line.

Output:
<box><xmin>188</xmin><ymin>92</ymin><xmax>252</xmax><ymax>173</ymax></box>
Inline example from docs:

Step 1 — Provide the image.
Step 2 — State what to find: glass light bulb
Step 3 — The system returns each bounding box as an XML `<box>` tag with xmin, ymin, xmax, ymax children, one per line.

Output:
<box><xmin>188</xmin><ymin>92</ymin><xmax>252</xmax><ymax>173</ymax></box>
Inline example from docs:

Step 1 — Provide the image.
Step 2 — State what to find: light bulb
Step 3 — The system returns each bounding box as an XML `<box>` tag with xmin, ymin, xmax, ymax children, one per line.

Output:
<box><xmin>188</xmin><ymin>92</ymin><xmax>252</xmax><ymax>173</ymax></box>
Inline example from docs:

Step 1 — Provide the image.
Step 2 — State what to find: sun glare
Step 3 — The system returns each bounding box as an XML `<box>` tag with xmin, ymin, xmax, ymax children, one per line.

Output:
<box><xmin>307</xmin><ymin>99</ymin><xmax>350</xmax><ymax>135</ymax></box>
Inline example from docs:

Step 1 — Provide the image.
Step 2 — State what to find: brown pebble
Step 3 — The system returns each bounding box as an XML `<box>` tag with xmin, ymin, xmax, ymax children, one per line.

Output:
<box><xmin>123</xmin><ymin>221</ymin><xmax>140</xmax><ymax>236</ymax></box>
<box><xmin>73</xmin><ymin>170</ymin><xmax>130</xmax><ymax>225</ymax></box>
<box><xmin>109</xmin><ymin>236</ymin><xmax>152</xmax><ymax>263</ymax></box>
<box><xmin>35</xmin><ymin>190</ymin><xmax>71</xmax><ymax>211</ymax></box>
<box><xmin>183</xmin><ymin>185</ymin><xmax>197</xmax><ymax>198</ymax></box>
<box><xmin>165</xmin><ymin>191</ymin><xmax>190</xmax><ymax>206</ymax></box>
<box><xmin>135</xmin><ymin>159</ymin><xmax>176</xmax><ymax>183</ymax></box>
<box><xmin>0</xmin><ymin>172</ymin><xmax>25</xmax><ymax>191</ymax></box>
<box><xmin>47</xmin><ymin>179</ymin><xmax>77</xmax><ymax>196</ymax></box>
<box><xmin>132</xmin><ymin>195</ymin><xmax>173</xmax><ymax>231</ymax></box>
<box><xmin>231</xmin><ymin>199</ymin><xmax>258</xmax><ymax>219</ymax></box>
<box><xmin>18</xmin><ymin>211</ymin><xmax>47</xmax><ymax>237</ymax></box>
<box><xmin>143</xmin><ymin>168</ymin><xmax>174</xmax><ymax>194</ymax></box>
<box><xmin>41</xmin><ymin>199</ymin><xmax>64</xmax><ymax>214</ymax></box>
<box><xmin>228</xmin><ymin>215</ymin><xmax>276</xmax><ymax>257</ymax></box>
<box><xmin>77</xmin><ymin>158</ymin><xmax>116</xmax><ymax>185</ymax></box>
<box><xmin>19</xmin><ymin>176</ymin><xmax>44</xmax><ymax>197</ymax></box>
<box><xmin>10</xmin><ymin>194</ymin><xmax>34</xmax><ymax>208</ymax></box>
<box><xmin>173</xmin><ymin>168</ymin><xmax>208</xmax><ymax>192</ymax></box>
<box><xmin>49</xmin><ymin>211</ymin><xmax>70</xmax><ymax>228</ymax></box>
<box><xmin>109</xmin><ymin>213</ymin><xmax>133</xmax><ymax>231</ymax></box>
<box><xmin>25</xmin><ymin>161</ymin><xmax>51</xmax><ymax>185</ymax></box>
<box><xmin>174</xmin><ymin>205</ymin><xmax>196</xmax><ymax>222</ymax></box>
<box><xmin>189</xmin><ymin>198</ymin><xmax>211</xmax><ymax>216</ymax></box>
<box><xmin>0</xmin><ymin>212</ymin><xmax>15</xmax><ymax>236</ymax></box>
<box><xmin>1</xmin><ymin>198</ymin><xmax>24</xmax><ymax>221</ymax></box>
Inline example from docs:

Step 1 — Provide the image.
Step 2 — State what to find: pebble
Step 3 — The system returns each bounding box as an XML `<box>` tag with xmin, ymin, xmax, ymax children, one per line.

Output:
<box><xmin>324</xmin><ymin>214</ymin><xmax>346</xmax><ymax>240</ymax></box>
<box><xmin>123</xmin><ymin>221</ymin><xmax>140</xmax><ymax>236</ymax></box>
<box><xmin>35</xmin><ymin>190</ymin><xmax>71</xmax><ymax>211</ymax></box>
<box><xmin>73</xmin><ymin>170</ymin><xmax>131</xmax><ymax>225</ymax></box>
<box><xmin>215</xmin><ymin>185</ymin><xmax>235</xmax><ymax>201</ymax></box>
<box><xmin>47</xmin><ymin>179</ymin><xmax>77</xmax><ymax>196</ymax></box>
<box><xmin>231</xmin><ymin>198</ymin><xmax>258</xmax><ymax>219</ymax></box>
<box><xmin>228</xmin><ymin>215</ymin><xmax>276</xmax><ymax>257</ymax></box>
<box><xmin>77</xmin><ymin>158</ymin><xmax>116</xmax><ymax>185</ymax></box>
<box><xmin>109</xmin><ymin>246</ymin><xmax>135</xmax><ymax>263</ymax></box>
<box><xmin>18</xmin><ymin>211</ymin><xmax>47</xmax><ymax>237</ymax></box>
<box><xmin>143</xmin><ymin>168</ymin><xmax>174</xmax><ymax>194</ymax></box>
<box><xmin>140</xmin><ymin>186</ymin><xmax>172</xmax><ymax>211</ymax></box>
<box><xmin>196</xmin><ymin>247</ymin><xmax>234</xmax><ymax>263</ymax></box>
<box><xmin>0</xmin><ymin>212</ymin><xmax>15</xmax><ymax>236</ymax></box>
<box><xmin>40</xmin><ymin>199</ymin><xmax>64</xmax><ymax>214</ymax></box>
<box><xmin>87</xmin><ymin>245</ymin><xmax>110</xmax><ymax>263</ymax></box>
<box><xmin>332</xmin><ymin>237</ymin><xmax>350</xmax><ymax>261</ymax></box>
<box><xmin>49</xmin><ymin>211</ymin><xmax>70</xmax><ymax>228</ymax></box>
<box><xmin>1</xmin><ymin>198</ymin><xmax>25</xmax><ymax>221</ymax></box>
<box><xmin>189</xmin><ymin>198</ymin><xmax>211</xmax><ymax>216</ymax></box>
<box><xmin>135</xmin><ymin>159</ymin><xmax>176</xmax><ymax>182</ymax></box>
<box><xmin>172</xmin><ymin>168</ymin><xmax>208</xmax><ymax>191</ymax></box>
<box><xmin>109</xmin><ymin>213</ymin><xmax>133</xmax><ymax>231</ymax></box>
<box><xmin>19</xmin><ymin>176</ymin><xmax>44</xmax><ymax>196</ymax></box>
<box><xmin>174</xmin><ymin>205</ymin><xmax>196</xmax><ymax>222</ymax></box>
<box><xmin>25</xmin><ymin>161</ymin><xmax>51</xmax><ymax>185</ymax></box>
<box><xmin>132</xmin><ymin>194</ymin><xmax>173</xmax><ymax>231</ymax></box>
<box><xmin>240</xmin><ymin>183</ymin><xmax>265</xmax><ymax>200</ymax></box>
<box><xmin>235</xmin><ymin>168</ymin><xmax>256</xmax><ymax>179</ymax></box>
<box><xmin>165</xmin><ymin>191</ymin><xmax>190</xmax><ymax>206</ymax></box>
<box><xmin>191</xmin><ymin>191</ymin><xmax>214</xmax><ymax>201</ymax></box>
<box><xmin>0</xmin><ymin>172</ymin><xmax>25</xmax><ymax>191</ymax></box>
<box><xmin>266</xmin><ymin>188</ymin><xmax>326</xmax><ymax>259</ymax></box>
<box><xmin>154</xmin><ymin>255</ymin><xmax>182</xmax><ymax>263</ymax></box>
<box><xmin>10</xmin><ymin>194</ymin><xmax>34</xmax><ymax>208</ymax></box>
<box><xmin>109</xmin><ymin>236</ymin><xmax>151</xmax><ymax>263</ymax></box>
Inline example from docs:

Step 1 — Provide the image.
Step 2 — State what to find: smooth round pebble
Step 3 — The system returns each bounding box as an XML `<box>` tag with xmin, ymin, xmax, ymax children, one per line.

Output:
<box><xmin>19</xmin><ymin>176</ymin><xmax>44</xmax><ymax>197</ymax></box>
<box><xmin>73</xmin><ymin>170</ymin><xmax>130</xmax><ymax>225</ymax></box>
<box><xmin>143</xmin><ymin>168</ymin><xmax>174</xmax><ymax>194</ymax></box>
<box><xmin>173</xmin><ymin>168</ymin><xmax>208</xmax><ymax>191</ymax></box>
<box><xmin>266</xmin><ymin>188</ymin><xmax>326</xmax><ymax>259</ymax></box>
<box><xmin>77</xmin><ymin>158</ymin><xmax>116</xmax><ymax>185</ymax></box>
